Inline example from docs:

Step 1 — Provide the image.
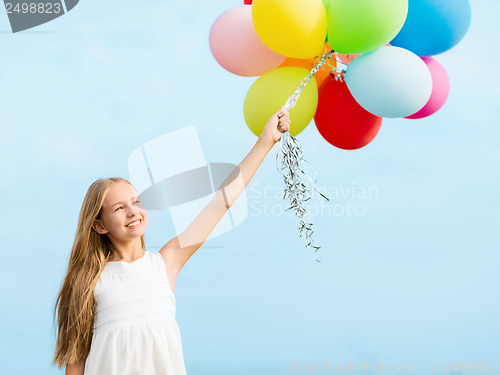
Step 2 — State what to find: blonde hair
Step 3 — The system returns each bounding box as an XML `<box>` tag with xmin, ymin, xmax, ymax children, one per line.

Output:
<box><xmin>52</xmin><ymin>177</ymin><xmax>145</xmax><ymax>368</ymax></box>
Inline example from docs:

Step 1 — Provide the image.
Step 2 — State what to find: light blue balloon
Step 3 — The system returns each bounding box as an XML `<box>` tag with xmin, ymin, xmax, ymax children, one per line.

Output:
<box><xmin>345</xmin><ymin>46</ymin><xmax>432</xmax><ymax>118</ymax></box>
<box><xmin>390</xmin><ymin>0</ymin><xmax>471</xmax><ymax>56</ymax></box>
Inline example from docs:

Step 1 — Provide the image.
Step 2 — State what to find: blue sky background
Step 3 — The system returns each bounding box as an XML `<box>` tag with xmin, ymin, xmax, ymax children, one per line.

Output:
<box><xmin>0</xmin><ymin>0</ymin><xmax>498</xmax><ymax>374</ymax></box>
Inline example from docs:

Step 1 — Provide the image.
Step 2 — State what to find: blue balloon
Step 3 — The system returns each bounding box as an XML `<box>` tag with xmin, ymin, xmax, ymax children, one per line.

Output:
<box><xmin>345</xmin><ymin>46</ymin><xmax>432</xmax><ymax>118</ymax></box>
<box><xmin>390</xmin><ymin>0</ymin><xmax>471</xmax><ymax>56</ymax></box>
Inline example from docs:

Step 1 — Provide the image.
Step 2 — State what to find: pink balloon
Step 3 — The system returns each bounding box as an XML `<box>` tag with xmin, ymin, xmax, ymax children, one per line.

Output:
<box><xmin>406</xmin><ymin>57</ymin><xmax>449</xmax><ymax>119</ymax></box>
<box><xmin>209</xmin><ymin>5</ymin><xmax>286</xmax><ymax>77</ymax></box>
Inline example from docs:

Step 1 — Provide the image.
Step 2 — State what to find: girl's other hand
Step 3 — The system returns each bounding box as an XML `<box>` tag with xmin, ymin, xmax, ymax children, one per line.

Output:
<box><xmin>259</xmin><ymin>106</ymin><xmax>291</xmax><ymax>146</ymax></box>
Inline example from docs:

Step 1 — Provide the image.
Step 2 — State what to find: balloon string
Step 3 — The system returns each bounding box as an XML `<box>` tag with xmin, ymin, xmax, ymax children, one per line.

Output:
<box><xmin>276</xmin><ymin>49</ymin><xmax>346</xmax><ymax>263</ymax></box>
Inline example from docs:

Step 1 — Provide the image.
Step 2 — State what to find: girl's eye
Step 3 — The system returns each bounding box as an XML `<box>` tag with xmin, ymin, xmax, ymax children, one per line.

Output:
<box><xmin>114</xmin><ymin>200</ymin><xmax>140</xmax><ymax>212</ymax></box>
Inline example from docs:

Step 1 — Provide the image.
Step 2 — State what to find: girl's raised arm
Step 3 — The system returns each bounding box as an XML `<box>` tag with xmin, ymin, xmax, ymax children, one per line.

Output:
<box><xmin>159</xmin><ymin>108</ymin><xmax>291</xmax><ymax>274</ymax></box>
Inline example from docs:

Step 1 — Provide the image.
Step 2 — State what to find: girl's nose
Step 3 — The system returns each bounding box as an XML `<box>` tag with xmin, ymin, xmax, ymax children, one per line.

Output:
<box><xmin>127</xmin><ymin>205</ymin><xmax>140</xmax><ymax>216</ymax></box>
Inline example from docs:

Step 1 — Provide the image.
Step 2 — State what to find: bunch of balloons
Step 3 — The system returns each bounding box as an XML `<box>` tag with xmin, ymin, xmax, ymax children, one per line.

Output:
<box><xmin>209</xmin><ymin>0</ymin><xmax>471</xmax><ymax>150</ymax></box>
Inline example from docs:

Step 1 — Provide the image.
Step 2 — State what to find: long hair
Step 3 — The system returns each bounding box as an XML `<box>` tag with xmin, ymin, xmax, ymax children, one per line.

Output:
<box><xmin>52</xmin><ymin>177</ymin><xmax>145</xmax><ymax>368</ymax></box>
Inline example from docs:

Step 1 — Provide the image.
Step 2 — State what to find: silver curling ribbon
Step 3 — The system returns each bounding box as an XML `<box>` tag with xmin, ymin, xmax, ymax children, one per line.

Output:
<box><xmin>275</xmin><ymin>49</ymin><xmax>340</xmax><ymax>263</ymax></box>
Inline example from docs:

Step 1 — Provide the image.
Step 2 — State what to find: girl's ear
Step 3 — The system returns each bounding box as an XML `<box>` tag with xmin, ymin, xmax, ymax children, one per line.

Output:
<box><xmin>92</xmin><ymin>220</ymin><xmax>108</xmax><ymax>234</ymax></box>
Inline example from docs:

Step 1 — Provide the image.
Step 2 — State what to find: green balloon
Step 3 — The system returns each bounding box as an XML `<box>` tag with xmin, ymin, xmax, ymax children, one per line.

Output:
<box><xmin>244</xmin><ymin>67</ymin><xmax>318</xmax><ymax>138</ymax></box>
<box><xmin>322</xmin><ymin>0</ymin><xmax>333</xmax><ymax>41</ymax></box>
<box><xmin>327</xmin><ymin>0</ymin><xmax>408</xmax><ymax>54</ymax></box>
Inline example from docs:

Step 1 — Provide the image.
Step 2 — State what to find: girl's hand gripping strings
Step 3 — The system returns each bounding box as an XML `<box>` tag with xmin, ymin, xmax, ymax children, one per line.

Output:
<box><xmin>259</xmin><ymin>106</ymin><xmax>291</xmax><ymax>146</ymax></box>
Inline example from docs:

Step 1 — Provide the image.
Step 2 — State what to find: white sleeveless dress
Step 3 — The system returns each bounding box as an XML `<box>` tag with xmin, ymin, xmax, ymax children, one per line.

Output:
<box><xmin>84</xmin><ymin>250</ymin><xmax>187</xmax><ymax>375</ymax></box>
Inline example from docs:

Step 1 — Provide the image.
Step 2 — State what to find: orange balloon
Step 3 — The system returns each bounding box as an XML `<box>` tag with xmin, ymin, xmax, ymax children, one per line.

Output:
<box><xmin>279</xmin><ymin>43</ymin><xmax>337</xmax><ymax>87</ymax></box>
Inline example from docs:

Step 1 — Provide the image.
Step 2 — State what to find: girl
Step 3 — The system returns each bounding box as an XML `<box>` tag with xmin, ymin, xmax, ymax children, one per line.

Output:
<box><xmin>53</xmin><ymin>108</ymin><xmax>291</xmax><ymax>375</ymax></box>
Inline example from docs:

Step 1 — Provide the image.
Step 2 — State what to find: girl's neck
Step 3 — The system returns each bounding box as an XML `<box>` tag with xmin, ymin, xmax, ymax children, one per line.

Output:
<box><xmin>108</xmin><ymin>238</ymin><xmax>144</xmax><ymax>262</ymax></box>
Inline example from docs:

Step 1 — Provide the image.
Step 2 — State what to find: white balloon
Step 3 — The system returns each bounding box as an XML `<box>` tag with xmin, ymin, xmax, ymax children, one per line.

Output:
<box><xmin>345</xmin><ymin>46</ymin><xmax>432</xmax><ymax>118</ymax></box>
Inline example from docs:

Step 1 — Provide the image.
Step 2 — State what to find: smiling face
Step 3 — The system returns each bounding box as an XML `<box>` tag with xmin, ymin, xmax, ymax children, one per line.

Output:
<box><xmin>92</xmin><ymin>182</ymin><xmax>147</xmax><ymax>244</ymax></box>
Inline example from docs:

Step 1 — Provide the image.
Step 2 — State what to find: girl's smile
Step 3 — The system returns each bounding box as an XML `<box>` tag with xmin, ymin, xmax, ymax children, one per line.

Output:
<box><xmin>126</xmin><ymin>219</ymin><xmax>142</xmax><ymax>228</ymax></box>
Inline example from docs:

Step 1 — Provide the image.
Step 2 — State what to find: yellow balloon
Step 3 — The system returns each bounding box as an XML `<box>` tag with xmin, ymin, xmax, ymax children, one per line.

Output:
<box><xmin>252</xmin><ymin>0</ymin><xmax>327</xmax><ymax>59</ymax></box>
<box><xmin>244</xmin><ymin>67</ymin><xmax>318</xmax><ymax>138</ymax></box>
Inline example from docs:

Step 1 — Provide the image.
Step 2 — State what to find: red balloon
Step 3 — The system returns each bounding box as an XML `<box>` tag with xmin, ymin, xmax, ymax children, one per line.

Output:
<box><xmin>244</xmin><ymin>0</ymin><xmax>252</xmax><ymax>4</ymax></box>
<box><xmin>314</xmin><ymin>76</ymin><xmax>382</xmax><ymax>150</ymax></box>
